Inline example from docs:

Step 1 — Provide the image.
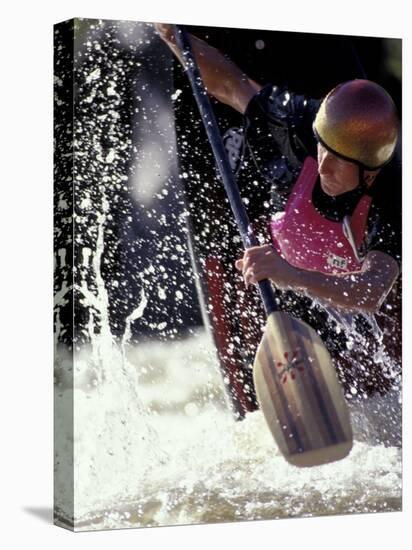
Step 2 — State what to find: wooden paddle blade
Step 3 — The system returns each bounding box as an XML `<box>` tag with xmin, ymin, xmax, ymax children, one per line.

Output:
<box><xmin>253</xmin><ymin>311</ymin><xmax>353</xmax><ymax>467</ymax></box>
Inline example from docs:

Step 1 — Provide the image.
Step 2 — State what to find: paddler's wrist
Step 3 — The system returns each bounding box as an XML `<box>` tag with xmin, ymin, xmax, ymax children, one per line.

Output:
<box><xmin>267</xmin><ymin>255</ymin><xmax>307</xmax><ymax>292</ymax></box>
<box><xmin>285</xmin><ymin>263</ymin><xmax>335</xmax><ymax>305</ymax></box>
<box><xmin>284</xmin><ymin>263</ymin><xmax>307</xmax><ymax>292</ymax></box>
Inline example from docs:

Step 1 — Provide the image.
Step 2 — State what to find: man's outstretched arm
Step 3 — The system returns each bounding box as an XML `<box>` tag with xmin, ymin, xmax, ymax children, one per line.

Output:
<box><xmin>236</xmin><ymin>245</ymin><xmax>399</xmax><ymax>314</ymax></box>
<box><xmin>154</xmin><ymin>23</ymin><xmax>262</xmax><ymax>114</ymax></box>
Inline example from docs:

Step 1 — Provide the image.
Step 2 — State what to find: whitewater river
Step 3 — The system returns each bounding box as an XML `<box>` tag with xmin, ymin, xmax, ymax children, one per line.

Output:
<box><xmin>54</xmin><ymin>328</ymin><xmax>401</xmax><ymax>531</ymax></box>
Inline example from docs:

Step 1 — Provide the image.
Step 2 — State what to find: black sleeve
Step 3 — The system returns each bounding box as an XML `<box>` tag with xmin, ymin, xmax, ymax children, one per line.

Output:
<box><xmin>366</xmin><ymin>162</ymin><xmax>402</xmax><ymax>267</ymax></box>
<box><xmin>244</xmin><ymin>84</ymin><xmax>320</xmax><ymax>167</ymax></box>
<box><xmin>367</xmin><ymin>214</ymin><xmax>401</xmax><ymax>267</ymax></box>
<box><xmin>243</xmin><ymin>84</ymin><xmax>320</xmax><ymax>208</ymax></box>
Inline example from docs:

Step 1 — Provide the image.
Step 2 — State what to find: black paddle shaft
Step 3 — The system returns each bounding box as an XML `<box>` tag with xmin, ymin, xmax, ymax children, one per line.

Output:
<box><xmin>174</xmin><ymin>25</ymin><xmax>277</xmax><ymax>315</ymax></box>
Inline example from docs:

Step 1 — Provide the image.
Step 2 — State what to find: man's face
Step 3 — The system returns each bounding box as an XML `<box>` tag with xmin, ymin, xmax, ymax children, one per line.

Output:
<box><xmin>317</xmin><ymin>143</ymin><xmax>360</xmax><ymax>196</ymax></box>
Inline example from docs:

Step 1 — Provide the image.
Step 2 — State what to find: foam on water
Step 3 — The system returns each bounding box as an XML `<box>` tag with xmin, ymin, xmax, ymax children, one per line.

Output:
<box><xmin>54</xmin><ymin>330</ymin><xmax>401</xmax><ymax>531</ymax></box>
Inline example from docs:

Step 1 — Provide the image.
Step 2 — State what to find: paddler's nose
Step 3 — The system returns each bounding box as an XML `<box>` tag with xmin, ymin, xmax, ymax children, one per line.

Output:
<box><xmin>318</xmin><ymin>147</ymin><xmax>335</xmax><ymax>176</ymax></box>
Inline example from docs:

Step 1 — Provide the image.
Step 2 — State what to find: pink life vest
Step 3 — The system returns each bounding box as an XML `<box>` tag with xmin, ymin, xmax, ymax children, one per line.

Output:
<box><xmin>269</xmin><ymin>156</ymin><xmax>372</xmax><ymax>275</ymax></box>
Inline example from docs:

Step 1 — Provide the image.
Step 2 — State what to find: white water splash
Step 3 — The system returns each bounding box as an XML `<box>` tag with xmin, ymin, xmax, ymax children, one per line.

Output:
<box><xmin>54</xmin><ymin>192</ymin><xmax>402</xmax><ymax>530</ymax></box>
<box><xmin>54</xmin><ymin>327</ymin><xmax>402</xmax><ymax>531</ymax></box>
<box><xmin>53</xmin><ymin>20</ymin><xmax>401</xmax><ymax>532</ymax></box>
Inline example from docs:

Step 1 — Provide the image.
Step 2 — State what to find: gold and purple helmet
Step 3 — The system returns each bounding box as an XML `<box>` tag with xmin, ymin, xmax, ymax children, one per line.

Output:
<box><xmin>313</xmin><ymin>80</ymin><xmax>399</xmax><ymax>170</ymax></box>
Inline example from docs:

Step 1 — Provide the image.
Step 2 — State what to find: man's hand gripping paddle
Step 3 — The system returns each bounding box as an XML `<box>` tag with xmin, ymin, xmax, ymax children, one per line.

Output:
<box><xmin>173</xmin><ymin>25</ymin><xmax>353</xmax><ymax>466</ymax></box>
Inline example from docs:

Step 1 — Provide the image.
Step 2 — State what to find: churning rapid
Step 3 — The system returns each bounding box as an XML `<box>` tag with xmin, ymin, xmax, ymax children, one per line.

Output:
<box><xmin>53</xmin><ymin>19</ymin><xmax>401</xmax><ymax>531</ymax></box>
<box><xmin>54</xmin><ymin>324</ymin><xmax>401</xmax><ymax>531</ymax></box>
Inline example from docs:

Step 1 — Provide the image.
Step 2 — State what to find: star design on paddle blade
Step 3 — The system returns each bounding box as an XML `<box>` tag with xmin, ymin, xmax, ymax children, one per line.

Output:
<box><xmin>275</xmin><ymin>350</ymin><xmax>305</xmax><ymax>384</ymax></box>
